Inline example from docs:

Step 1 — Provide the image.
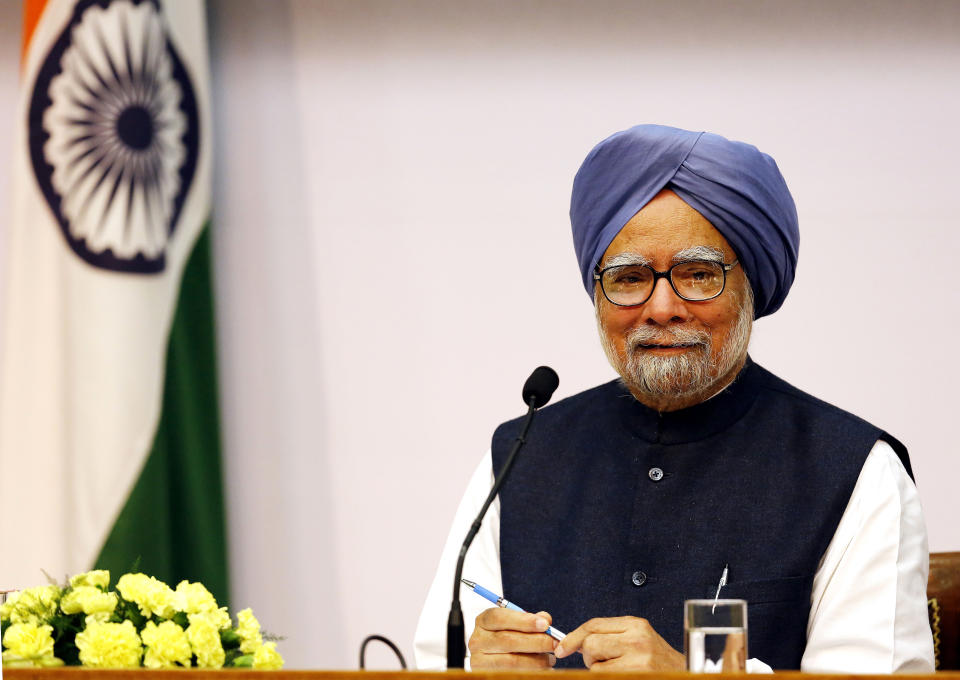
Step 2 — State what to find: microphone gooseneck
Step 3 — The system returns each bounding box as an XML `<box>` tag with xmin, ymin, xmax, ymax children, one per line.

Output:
<box><xmin>446</xmin><ymin>366</ymin><xmax>559</xmax><ymax>669</ymax></box>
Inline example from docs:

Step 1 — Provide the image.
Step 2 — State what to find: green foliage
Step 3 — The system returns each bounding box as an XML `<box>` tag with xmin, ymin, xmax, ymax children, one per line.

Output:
<box><xmin>47</xmin><ymin>609</ymin><xmax>83</xmax><ymax>666</ymax></box>
<box><xmin>114</xmin><ymin>595</ymin><xmax>146</xmax><ymax>629</ymax></box>
<box><xmin>51</xmin><ymin>629</ymin><xmax>80</xmax><ymax>666</ymax></box>
<box><xmin>220</xmin><ymin>628</ymin><xmax>240</xmax><ymax>650</ymax></box>
<box><xmin>224</xmin><ymin>648</ymin><xmax>247</xmax><ymax>667</ymax></box>
<box><xmin>231</xmin><ymin>653</ymin><xmax>254</xmax><ymax>668</ymax></box>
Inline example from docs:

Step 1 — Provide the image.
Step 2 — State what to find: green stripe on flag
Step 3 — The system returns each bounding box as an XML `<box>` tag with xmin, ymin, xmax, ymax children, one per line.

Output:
<box><xmin>96</xmin><ymin>225</ymin><xmax>229</xmax><ymax>604</ymax></box>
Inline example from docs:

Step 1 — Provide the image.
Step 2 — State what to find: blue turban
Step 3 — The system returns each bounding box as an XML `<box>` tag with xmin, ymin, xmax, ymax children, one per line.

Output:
<box><xmin>570</xmin><ymin>124</ymin><xmax>799</xmax><ymax>319</ymax></box>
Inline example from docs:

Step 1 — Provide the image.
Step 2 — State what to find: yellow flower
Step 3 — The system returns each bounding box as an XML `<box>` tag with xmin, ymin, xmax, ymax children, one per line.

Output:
<box><xmin>116</xmin><ymin>573</ymin><xmax>175</xmax><ymax>619</ymax></box>
<box><xmin>60</xmin><ymin>586</ymin><xmax>118</xmax><ymax>617</ymax></box>
<box><xmin>1</xmin><ymin>585</ymin><xmax>60</xmax><ymax>624</ymax></box>
<box><xmin>172</xmin><ymin>580</ymin><xmax>218</xmax><ymax>614</ymax></box>
<box><xmin>141</xmin><ymin>620</ymin><xmax>192</xmax><ymax>669</ymax></box>
<box><xmin>1</xmin><ymin>653</ymin><xmax>65</xmax><ymax>668</ymax></box>
<box><xmin>83</xmin><ymin>612</ymin><xmax>112</xmax><ymax>624</ymax></box>
<box><xmin>69</xmin><ymin>570</ymin><xmax>110</xmax><ymax>590</ymax></box>
<box><xmin>253</xmin><ymin>641</ymin><xmax>284</xmax><ymax>670</ymax></box>
<box><xmin>0</xmin><ymin>591</ymin><xmax>19</xmax><ymax>622</ymax></box>
<box><xmin>236</xmin><ymin>607</ymin><xmax>263</xmax><ymax>653</ymax></box>
<box><xmin>188</xmin><ymin>606</ymin><xmax>231</xmax><ymax>631</ymax></box>
<box><xmin>1</xmin><ymin>622</ymin><xmax>61</xmax><ymax>667</ymax></box>
<box><xmin>75</xmin><ymin>618</ymin><xmax>142</xmax><ymax>668</ymax></box>
<box><xmin>186</xmin><ymin>613</ymin><xmax>225</xmax><ymax>668</ymax></box>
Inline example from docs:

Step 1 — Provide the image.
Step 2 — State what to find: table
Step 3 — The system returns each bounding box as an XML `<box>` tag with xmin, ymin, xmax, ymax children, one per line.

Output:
<box><xmin>6</xmin><ymin>670</ymin><xmax>960</xmax><ymax>680</ymax></box>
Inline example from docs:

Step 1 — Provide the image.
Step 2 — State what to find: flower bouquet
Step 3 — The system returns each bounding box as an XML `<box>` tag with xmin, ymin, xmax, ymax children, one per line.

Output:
<box><xmin>0</xmin><ymin>570</ymin><xmax>283</xmax><ymax>669</ymax></box>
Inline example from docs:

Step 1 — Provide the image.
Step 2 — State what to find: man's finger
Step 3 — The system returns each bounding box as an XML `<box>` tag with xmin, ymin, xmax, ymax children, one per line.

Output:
<box><xmin>469</xmin><ymin>629</ymin><xmax>557</xmax><ymax>655</ymax></box>
<box><xmin>581</xmin><ymin>632</ymin><xmax>630</xmax><ymax>662</ymax></box>
<box><xmin>585</xmin><ymin>656</ymin><xmax>629</xmax><ymax>671</ymax></box>
<box><xmin>476</xmin><ymin>607</ymin><xmax>551</xmax><ymax>633</ymax></box>
<box><xmin>554</xmin><ymin>617</ymin><xmax>633</xmax><ymax>658</ymax></box>
<box><xmin>533</xmin><ymin>610</ymin><xmax>553</xmax><ymax>625</ymax></box>
<box><xmin>470</xmin><ymin>652</ymin><xmax>554</xmax><ymax>670</ymax></box>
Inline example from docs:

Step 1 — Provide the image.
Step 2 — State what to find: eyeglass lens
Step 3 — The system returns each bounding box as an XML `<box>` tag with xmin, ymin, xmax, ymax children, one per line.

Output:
<box><xmin>602</xmin><ymin>261</ymin><xmax>726</xmax><ymax>305</ymax></box>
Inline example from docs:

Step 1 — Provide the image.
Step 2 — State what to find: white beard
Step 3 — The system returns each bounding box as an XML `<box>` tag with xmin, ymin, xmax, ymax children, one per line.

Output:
<box><xmin>598</xmin><ymin>289</ymin><xmax>753</xmax><ymax>401</ymax></box>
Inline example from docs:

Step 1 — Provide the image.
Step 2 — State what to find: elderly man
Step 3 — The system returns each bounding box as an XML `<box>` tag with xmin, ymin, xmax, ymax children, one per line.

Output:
<box><xmin>413</xmin><ymin>125</ymin><xmax>933</xmax><ymax>672</ymax></box>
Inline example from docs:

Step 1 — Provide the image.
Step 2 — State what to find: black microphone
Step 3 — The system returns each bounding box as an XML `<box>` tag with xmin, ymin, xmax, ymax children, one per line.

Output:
<box><xmin>446</xmin><ymin>366</ymin><xmax>559</xmax><ymax>669</ymax></box>
<box><xmin>522</xmin><ymin>365</ymin><xmax>560</xmax><ymax>409</ymax></box>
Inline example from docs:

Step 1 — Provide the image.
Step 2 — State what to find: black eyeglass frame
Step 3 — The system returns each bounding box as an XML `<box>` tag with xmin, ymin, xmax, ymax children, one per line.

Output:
<box><xmin>593</xmin><ymin>259</ymin><xmax>740</xmax><ymax>307</ymax></box>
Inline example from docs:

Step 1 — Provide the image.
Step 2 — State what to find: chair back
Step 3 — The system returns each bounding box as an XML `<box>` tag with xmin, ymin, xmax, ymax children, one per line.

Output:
<box><xmin>929</xmin><ymin>551</ymin><xmax>960</xmax><ymax>670</ymax></box>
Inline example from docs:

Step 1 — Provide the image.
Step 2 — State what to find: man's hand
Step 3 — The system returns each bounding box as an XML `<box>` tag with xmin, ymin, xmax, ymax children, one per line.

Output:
<box><xmin>554</xmin><ymin>616</ymin><xmax>684</xmax><ymax>671</ymax></box>
<box><xmin>467</xmin><ymin>608</ymin><xmax>558</xmax><ymax>669</ymax></box>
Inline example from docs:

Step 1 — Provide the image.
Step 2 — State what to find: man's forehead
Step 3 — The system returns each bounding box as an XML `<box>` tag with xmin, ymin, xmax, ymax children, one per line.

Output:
<box><xmin>603</xmin><ymin>197</ymin><xmax>733</xmax><ymax>261</ymax></box>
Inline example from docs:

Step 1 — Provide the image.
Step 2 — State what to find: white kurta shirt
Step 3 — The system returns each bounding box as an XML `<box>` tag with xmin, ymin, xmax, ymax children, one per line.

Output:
<box><xmin>414</xmin><ymin>440</ymin><xmax>934</xmax><ymax>672</ymax></box>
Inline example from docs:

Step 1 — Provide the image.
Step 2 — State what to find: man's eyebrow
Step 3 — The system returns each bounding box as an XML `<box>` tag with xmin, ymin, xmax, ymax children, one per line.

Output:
<box><xmin>602</xmin><ymin>253</ymin><xmax>651</xmax><ymax>268</ymax></box>
<box><xmin>672</xmin><ymin>246</ymin><xmax>725</xmax><ymax>263</ymax></box>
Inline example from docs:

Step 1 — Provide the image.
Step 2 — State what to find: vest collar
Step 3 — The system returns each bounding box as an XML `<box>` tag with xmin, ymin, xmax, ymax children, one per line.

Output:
<box><xmin>616</xmin><ymin>356</ymin><xmax>762</xmax><ymax>444</ymax></box>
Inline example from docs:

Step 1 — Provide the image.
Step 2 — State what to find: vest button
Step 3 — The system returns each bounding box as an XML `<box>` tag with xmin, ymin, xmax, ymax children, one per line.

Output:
<box><xmin>631</xmin><ymin>570</ymin><xmax>647</xmax><ymax>586</ymax></box>
<box><xmin>648</xmin><ymin>467</ymin><xmax>664</xmax><ymax>482</ymax></box>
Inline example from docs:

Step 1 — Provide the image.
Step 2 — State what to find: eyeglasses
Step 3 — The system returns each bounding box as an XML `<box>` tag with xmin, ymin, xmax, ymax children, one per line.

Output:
<box><xmin>594</xmin><ymin>259</ymin><xmax>739</xmax><ymax>307</ymax></box>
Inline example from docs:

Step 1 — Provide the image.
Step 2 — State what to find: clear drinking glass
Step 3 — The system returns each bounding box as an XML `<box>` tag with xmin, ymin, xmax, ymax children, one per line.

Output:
<box><xmin>684</xmin><ymin>599</ymin><xmax>748</xmax><ymax>672</ymax></box>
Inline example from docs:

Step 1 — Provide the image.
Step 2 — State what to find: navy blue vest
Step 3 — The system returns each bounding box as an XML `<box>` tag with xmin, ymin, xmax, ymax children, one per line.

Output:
<box><xmin>491</xmin><ymin>358</ymin><xmax>911</xmax><ymax>670</ymax></box>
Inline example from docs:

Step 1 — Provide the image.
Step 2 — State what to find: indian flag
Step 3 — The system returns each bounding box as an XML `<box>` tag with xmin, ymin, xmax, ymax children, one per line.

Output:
<box><xmin>0</xmin><ymin>0</ymin><xmax>228</xmax><ymax>603</ymax></box>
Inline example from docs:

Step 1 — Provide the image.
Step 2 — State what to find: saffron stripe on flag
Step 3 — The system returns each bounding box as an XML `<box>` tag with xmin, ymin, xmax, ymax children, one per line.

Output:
<box><xmin>20</xmin><ymin>0</ymin><xmax>48</xmax><ymax>64</ymax></box>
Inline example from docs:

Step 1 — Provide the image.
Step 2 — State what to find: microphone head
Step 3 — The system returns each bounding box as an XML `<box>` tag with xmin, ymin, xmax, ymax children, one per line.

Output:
<box><xmin>522</xmin><ymin>366</ymin><xmax>559</xmax><ymax>408</ymax></box>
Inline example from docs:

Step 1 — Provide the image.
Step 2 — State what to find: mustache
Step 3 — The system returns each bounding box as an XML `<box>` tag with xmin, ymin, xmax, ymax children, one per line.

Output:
<box><xmin>626</xmin><ymin>325</ymin><xmax>711</xmax><ymax>350</ymax></box>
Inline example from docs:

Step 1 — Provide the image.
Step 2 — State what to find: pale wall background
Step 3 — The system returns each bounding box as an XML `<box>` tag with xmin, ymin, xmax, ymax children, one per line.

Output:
<box><xmin>1</xmin><ymin>0</ymin><xmax>958</xmax><ymax>670</ymax></box>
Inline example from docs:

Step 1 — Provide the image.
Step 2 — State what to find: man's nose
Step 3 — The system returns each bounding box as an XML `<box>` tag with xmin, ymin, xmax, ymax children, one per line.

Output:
<box><xmin>640</xmin><ymin>277</ymin><xmax>692</xmax><ymax>325</ymax></box>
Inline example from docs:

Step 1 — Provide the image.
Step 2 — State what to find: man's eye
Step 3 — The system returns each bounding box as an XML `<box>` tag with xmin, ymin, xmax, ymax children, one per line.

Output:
<box><xmin>675</xmin><ymin>263</ymin><xmax>720</xmax><ymax>283</ymax></box>
<box><xmin>610</xmin><ymin>268</ymin><xmax>651</xmax><ymax>286</ymax></box>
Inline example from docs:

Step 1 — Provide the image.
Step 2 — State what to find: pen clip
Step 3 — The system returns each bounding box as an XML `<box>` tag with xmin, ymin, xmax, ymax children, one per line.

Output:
<box><xmin>712</xmin><ymin>564</ymin><xmax>729</xmax><ymax>613</ymax></box>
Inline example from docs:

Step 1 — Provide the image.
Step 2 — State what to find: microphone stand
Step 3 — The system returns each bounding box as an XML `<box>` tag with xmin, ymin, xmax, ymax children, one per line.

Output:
<box><xmin>446</xmin><ymin>399</ymin><xmax>539</xmax><ymax>669</ymax></box>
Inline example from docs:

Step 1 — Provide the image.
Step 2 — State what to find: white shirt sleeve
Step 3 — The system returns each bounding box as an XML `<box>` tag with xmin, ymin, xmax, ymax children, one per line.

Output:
<box><xmin>802</xmin><ymin>439</ymin><xmax>935</xmax><ymax>672</ymax></box>
<box><xmin>414</xmin><ymin>449</ymin><xmax>500</xmax><ymax>670</ymax></box>
<box><xmin>414</xmin><ymin>440</ymin><xmax>935</xmax><ymax>673</ymax></box>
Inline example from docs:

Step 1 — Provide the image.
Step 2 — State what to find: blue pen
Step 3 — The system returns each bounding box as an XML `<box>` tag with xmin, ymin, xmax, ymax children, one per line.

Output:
<box><xmin>461</xmin><ymin>578</ymin><xmax>566</xmax><ymax>641</ymax></box>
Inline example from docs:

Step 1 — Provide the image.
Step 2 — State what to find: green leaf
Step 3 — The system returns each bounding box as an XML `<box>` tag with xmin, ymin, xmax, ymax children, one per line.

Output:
<box><xmin>220</xmin><ymin>628</ymin><xmax>240</xmax><ymax>649</ymax></box>
<box><xmin>231</xmin><ymin>654</ymin><xmax>254</xmax><ymax>668</ymax></box>
<box><xmin>52</xmin><ymin>628</ymin><xmax>80</xmax><ymax>666</ymax></box>
<box><xmin>116</xmin><ymin>596</ymin><xmax>146</xmax><ymax>628</ymax></box>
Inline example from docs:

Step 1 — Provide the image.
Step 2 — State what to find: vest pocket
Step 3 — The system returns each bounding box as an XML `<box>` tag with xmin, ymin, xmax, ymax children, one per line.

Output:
<box><xmin>719</xmin><ymin>575</ymin><xmax>812</xmax><ymax>605</ymax></box>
